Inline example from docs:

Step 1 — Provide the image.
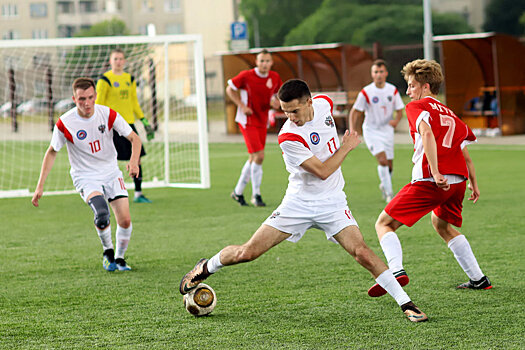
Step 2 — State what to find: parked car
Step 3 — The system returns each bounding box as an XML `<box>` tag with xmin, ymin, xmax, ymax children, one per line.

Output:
<box><xmin>16</xmin><ymin>99</ymin><xmax>51</xmax><ymax>115</ymax></box>
<box><xmin>54</xmin><ymin>98</ymin><xmax>75</xmax><ymax>113</ymax></box>
<box><xmin>0</xmin><ymin>101</ymin><xmax>13</xmax><ymax>118</ymax></box>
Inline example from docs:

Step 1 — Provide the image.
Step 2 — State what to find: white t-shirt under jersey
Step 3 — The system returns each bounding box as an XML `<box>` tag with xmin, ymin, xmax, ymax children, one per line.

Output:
<box><xmin>353</xmin><ymin>82</ymin><xmax>404</xmax><ymax>129</ymax></box>
<box><xmin>50</xmin><ymin>104</ymin><xmax>132</xmax><ymax>181</ymax></box>
<box><xmin>277</xmin><ymin>95</ymin><xmax>346</xmax><ymax>204</ymax></box>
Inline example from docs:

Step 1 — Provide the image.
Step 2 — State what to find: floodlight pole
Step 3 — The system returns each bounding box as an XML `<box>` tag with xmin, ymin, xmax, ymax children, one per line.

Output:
<box><xmin>423</xmin><ymin>0</ymin><xmax>434</xmax><ymax>60</ymax></box>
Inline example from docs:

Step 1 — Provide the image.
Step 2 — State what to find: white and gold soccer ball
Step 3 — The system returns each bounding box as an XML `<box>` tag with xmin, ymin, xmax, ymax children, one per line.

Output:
<box><xmin>183</xmin><ymin>283</ymin><xmax>216</xmax><ymax>316</ymax></box>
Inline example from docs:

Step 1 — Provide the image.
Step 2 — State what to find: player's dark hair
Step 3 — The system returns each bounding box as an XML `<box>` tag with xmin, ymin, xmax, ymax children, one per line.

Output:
<box><xmin>278</xmin><ymin>79</ymin><xmax>311</xmax><ymax>103</ymax></box>
<box><xmin>72</xmin><ymin>77</ymin><xmax>96</xmax><ymax>94</ymax></box>
<box><xmin>372</xmin><ymin>59</ymin><xmax>387</xmax><ymax>69</ymax></box>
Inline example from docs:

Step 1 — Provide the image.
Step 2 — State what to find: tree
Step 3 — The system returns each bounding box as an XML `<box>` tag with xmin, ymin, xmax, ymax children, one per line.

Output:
<box><xmin>483</xmin><ymin>0</ymin><xmax>525</xmax><ymax>36</ymax></box>
<box><xmin>239</xmin><ymin>0</ymin><xmax>323</xmax><ymax>47</ymax></box>
<box><xmin>74</xmin><ymin>18</ymin><xmax>129</xmax><ymax>37</ymax></box>
<box><xmin>283</xmin><ymin>0</ymin><xmax>472</xmax><ymax>47</ymax></box>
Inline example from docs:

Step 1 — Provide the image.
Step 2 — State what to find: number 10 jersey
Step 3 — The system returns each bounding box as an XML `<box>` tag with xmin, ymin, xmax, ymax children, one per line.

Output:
<box><xmin>50</xmin><ymin>104</ymin><xmax>132</xmax><ymax>181</ymax></box>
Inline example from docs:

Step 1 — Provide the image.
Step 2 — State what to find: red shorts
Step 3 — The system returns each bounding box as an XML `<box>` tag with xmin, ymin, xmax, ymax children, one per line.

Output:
<box><xmin>385</xmin><ymin>181</ymin><xmax>466</xmax><ymax>227</ymax></box>
<box><xmin>239</xmin><ymin>124</ymin><xmax>267</xmax><ymax>153</ymax></box>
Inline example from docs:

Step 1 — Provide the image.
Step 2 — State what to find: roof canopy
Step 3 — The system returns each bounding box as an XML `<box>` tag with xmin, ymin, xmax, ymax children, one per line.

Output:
<box><xmin>434</xmin><ymin>33</ymin><xmax>525</xmax><ymax>135</ymax></box>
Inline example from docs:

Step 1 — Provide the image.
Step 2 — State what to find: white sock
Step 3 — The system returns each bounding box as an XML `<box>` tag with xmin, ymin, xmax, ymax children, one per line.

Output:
<box><xmin>379</xmin><ymin>231</ymin><xmax>404</xmax><ymax>272</ymax></box>
<box><xmin>207</xmin><ymin>251</ymin><xmax>224</xmax><ymax>274</ymax></box>
<box><xmin>251</xmin><ymin>162</ymin><xmax>263</xmax><ymax>196</ymax></box>
<box><xmin>375</xmin><ymin>270</ymin><xmax>411</xmax><ymax>306</ymax></box>
<box><xmin>448</xmin><ymin>235</ymin><xmax>484</xmax><ymax>281</ymax></box>
<box><xmin>96</xmin><ymin>226</ymin><xmax>113</xmax><ymax>251</ymax></box>
<box><xmin>377</xmin><ymin>165</ymin><xmax>393</xmax><ymax>195</ymax></box>
<box><xmin>234</xmin><ymin>160</ymin><xmax>252</xmax><ymax>195</ymax></box>
<box><xmin>134</xmin><ymin>191</ymin><xmax>142</xmax><ymax>199</ymax></box>
<box><xmin>115</xmin><ymin>223</ymin><xmax>132</xmax><ymax>259</ymax></box>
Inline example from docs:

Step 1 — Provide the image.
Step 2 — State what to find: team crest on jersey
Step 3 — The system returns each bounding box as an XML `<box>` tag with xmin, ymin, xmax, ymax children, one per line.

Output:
<box><xmin>310</xmin><ymin>132</ymin><xmax>320</xmax><ymax>145</ymax></box>
<box><xmin>76</xmin><ymin>130</ymin><xmax>87</xmax><ymax>140</ymax></box>
<box><xmin>388</xmin><ymin>96</ymin><xmax>392</xmax><ymax>102</ymax></box>
<box><xmin>98</xmin><ymin>124</ymin><xmax>106</xmax><ymax>133</ymax></box>
<box><xmin>113</xmin><ymin>82</ymin><xmax>120</xmax><ymax>87</ymax></box>
<box><xmin>269</xmin><ymin>211</ymin><xmax>280</xmax><ymax>219</ymax></box>
<box><xmin>372</xmin><ymin>96</ymin><xmax>379</xmax><ymax>103</ymax></box>
<box><xmin>266</xmin><ymin>78</ymin><xmax>273</xmax><ymax>89</ymax></box>
<box><xmin>325</xmin><ymin>115</ymin><xmax>335</xmax><ymax>127</ymax></box>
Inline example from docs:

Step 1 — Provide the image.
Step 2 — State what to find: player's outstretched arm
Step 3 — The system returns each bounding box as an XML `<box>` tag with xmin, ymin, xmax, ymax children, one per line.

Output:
<box><xmin>462</xmin><ymin>147</ymin><xmax>480</xmax><ymax>203</ymax></box>
<box><xmin>32</xmin><ymin>146</ymin><xmax>58</xmax><ymax>207</ymax></box>
<box><xmin>300</xmin><ymin>130</ymin><xmax>360</xmax><ymax>180</ymax></box>
<box><xmin>126</xmin><ymin>131</ymin><xmax>142</xmax><ymax>178</ymax></box>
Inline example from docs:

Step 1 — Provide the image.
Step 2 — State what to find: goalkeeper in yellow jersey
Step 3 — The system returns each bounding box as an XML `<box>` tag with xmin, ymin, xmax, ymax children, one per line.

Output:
<box><xmin>96</xmin><ymin>48</ymin><xmax>154</xmax><ymax>203</ymax></box>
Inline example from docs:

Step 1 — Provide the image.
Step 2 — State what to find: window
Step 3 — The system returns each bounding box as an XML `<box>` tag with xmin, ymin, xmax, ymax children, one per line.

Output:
<box><xmin>164</xmin><ymin>0</ymin><xmax>180</xmax><ymax>12</ymax></box>
<box><xmin>2</xmin><ymin>30</ymin><xmax>20</xmax><ymax>40</ymax></box>
<box><xmin>58</xmin><ymin>25</ymin><xmax>76</xmax><ymax>38</ymax></box>
<box><xmin>30</xmin><ymin>3</ymin><xmax>47</xmax><ymax>17</ymax></box>
<box><xmin>1</xmin><ymin>4</ymin><xmax>18</xmax><ymax>17</ymax></box>
<box><xmin>141</xmin><ymin>0</ymin><xmax>154</xmax><ymax>12</ymax></box>
<box><xmin>103</xmin><ymin>0</ymin><xmax>122</xmax><ymax>13</ymax></box>
<box><xmin>32</xmin><ymin>29</ymin><xmax>48</xmax><ymax>39</ymax></box>
<box><xmin>165</xmin><ymin>23</ymin><xmax>182</xmax><ymax>35</ymax></box>
<box><xmin>79</xmin><ymin>1</ymin><xmax>97</xmax><ymax>13</ymax></box>
<box><xmin>57</xmin><ymin>1</ymin><xmax>74</xmax><ymax>14</ymax></box>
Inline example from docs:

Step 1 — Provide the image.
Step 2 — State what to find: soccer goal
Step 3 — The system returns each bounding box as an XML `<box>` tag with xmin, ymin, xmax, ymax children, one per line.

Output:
<box><xmin>0</xmin><ymin>35</ymin><xmax>210</xmax><ymax>198</ymax></box>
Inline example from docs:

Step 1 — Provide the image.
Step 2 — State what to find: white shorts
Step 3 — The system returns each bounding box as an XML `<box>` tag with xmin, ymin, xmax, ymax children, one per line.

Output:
<box><xmin>263</xmin><ymin>197</ymin><xmax>359</xmax><ymax>244</ymax></box>
<box><xmin>363</xmin><ymin>124</ymin><xmax>394</xmax><ymax>159</ymax></box>
<box><xmin>73</xmin><ymin>171</ymin><xmax>128</xmax><ymax>202</ymax></box>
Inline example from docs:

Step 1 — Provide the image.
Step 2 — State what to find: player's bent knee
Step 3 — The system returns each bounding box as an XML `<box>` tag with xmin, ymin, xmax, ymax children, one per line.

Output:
<box><xmin>88</xmin><ymin>195</ymin><xmax>110</xmax><ymax>229</ymax></box>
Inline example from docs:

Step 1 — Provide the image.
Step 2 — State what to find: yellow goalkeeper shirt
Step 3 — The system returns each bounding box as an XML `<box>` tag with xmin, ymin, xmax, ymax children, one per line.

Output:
<box><xmin>95</xmin><ymin>70</ymin><xmax>144</xmax><ymax>124</ymax></box>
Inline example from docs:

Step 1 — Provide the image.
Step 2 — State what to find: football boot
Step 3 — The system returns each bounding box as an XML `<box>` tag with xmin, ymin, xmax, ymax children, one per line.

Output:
<box><xmin>456</xmin><ymin>276</ymin><xmax>492</xmax><ymax>290</ymax></box>
<box><xmin>115</xmin><ymin>258</ymin><xmax>132</xmax><ymax>271</ymax></box>
<box><xmin>102</xmin><ymin>249</ymin><xmax>117</xmax><ymax>272</ymax></box>
<box><xmin>401</xmin><ymin>301</ymin><xmax>428</xmax><ymax>323</ymax></box>
<box><xmin>231</xmin><ymin>192</ymin><xmax>248</xmax><ymax>206</ymax></box>
<box><xmin>180</xmin><ymin>258</ymin><xmax>211</xmax><ymax>295</ymax></box>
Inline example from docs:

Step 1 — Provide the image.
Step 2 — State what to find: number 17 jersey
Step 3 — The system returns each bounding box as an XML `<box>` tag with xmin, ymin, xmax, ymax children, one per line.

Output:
<box><xmin>50</xmin><ymin>104</ymin><xmax>132</xmax><ymax>181</ymax></box>
<box><xmin>277</xmin><ymin>95</ymin><xmax>346</xmax><ymax>202</ymax></box>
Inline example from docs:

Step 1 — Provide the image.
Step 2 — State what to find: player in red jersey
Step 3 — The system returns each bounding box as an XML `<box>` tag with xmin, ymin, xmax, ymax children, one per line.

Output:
<box><xmin>226</xmin><ymin>49</ymin><xmax>282</xmax><ymax>207</ymax></box>
<box><xmin>368</xmin><ymin>59</ymin><xmax>491</xmax><ymax>298</ymax></box>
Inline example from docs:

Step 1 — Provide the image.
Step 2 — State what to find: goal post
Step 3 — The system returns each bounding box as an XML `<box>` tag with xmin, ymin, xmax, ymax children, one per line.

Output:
<box><xmin>0</xmin><ymin>35</ymin><xmax>210</xmax><ymax>198</ymax></box>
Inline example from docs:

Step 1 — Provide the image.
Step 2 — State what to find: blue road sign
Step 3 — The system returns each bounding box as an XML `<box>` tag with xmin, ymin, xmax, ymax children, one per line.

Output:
<box><xmin>231</xmin><ymin>22</ymin><xmax>247</xmax><ymax>40</ymax></box>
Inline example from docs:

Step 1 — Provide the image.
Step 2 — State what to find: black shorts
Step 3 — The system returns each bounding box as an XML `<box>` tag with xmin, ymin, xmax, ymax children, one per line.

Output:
<box><xmin>113</xmin><ymin>123</ymin><xmax>146</xmax><ymax>161</ymax></box>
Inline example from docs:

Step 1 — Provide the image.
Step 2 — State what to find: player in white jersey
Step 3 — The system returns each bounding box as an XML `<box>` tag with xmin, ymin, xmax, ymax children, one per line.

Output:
<box><xmin>179</xmin><ymin>79</ymin><xmax>427</xmax><ymax>322</ymax></box>
<box><xmin>349</xmin><ymin>60</ymin><xmax>404</xmax><ymax>202</ymax></box>
<box><xmin>32</xmin><ymin>77</ymin><xmax>142</xmax><ymax>272</ymax></box>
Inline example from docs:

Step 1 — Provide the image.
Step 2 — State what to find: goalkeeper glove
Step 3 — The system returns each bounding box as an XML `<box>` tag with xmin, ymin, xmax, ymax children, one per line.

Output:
<box><xmin>140</xmin><ymin>118</ymin><xmax>154</xmax><ymax>141</ymax></box>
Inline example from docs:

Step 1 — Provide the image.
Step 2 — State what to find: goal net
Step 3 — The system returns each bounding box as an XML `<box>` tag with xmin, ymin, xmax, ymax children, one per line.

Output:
<box><xmin>0</xmin><ymin>35</ymin><xmax>210</xmax><ymax>198</ymax></box>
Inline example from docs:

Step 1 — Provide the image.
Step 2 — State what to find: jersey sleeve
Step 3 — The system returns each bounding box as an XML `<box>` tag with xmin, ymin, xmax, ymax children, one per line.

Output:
<box><xmin>278</xmin><ymin>133</ymin><xmax>313</xmax><ymax>166</ymax></box>
<box><xmin>130</xmin><ymin>77</ymin><xmax>144</xmax><ymax>119</ymax></box>
<box><xmin>405</xmin><ymin>102</ymin><xmax>429</xmax><ymax>133</ymax></box>
<box><xmin>95</xmin><ymin>75</ymin><xmax>110</xmax><ymax>106</ymax></box>
<box><xmin>394</xmin><ymin>89</ymin><xmax>405</xmax><ymax>110</ymax></box>
<box><xmin>353</xmin><ymin>91</ymin><xmax>367</xmax><ymax>112</ymax></box>
<box><xmin>460</xmin><ymin>123</ymin><xmax>477</xmax><ymax>149</ymax></box>
<box><xmin>228</xmin><ymin>70</ymin><xmax>247</xmax><ymax>90</ymax></box>
<box><xmin>50</xmin><ymin>122</ymin><xmax>67</xmax><ymax>152</ymax></box>
<box><xmin>113</xmin><ymin>113</ymin><xmax>133</xmax><ymax>137</ymax></box>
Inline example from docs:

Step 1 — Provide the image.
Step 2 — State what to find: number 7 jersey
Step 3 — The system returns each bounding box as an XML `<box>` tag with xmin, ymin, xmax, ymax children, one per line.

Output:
<box><xmin>50</xmin><ymin>104</ymin><xmax>132</xmax><ymax>180</ymax></box>
<box><xmin>405</xmin><ymin>96</ymin><xmax>476</xmax><ymax>182</ymax></box>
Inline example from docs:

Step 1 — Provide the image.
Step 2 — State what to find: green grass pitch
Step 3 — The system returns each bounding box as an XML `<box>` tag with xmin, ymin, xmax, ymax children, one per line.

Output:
<box><xmin>0</xmin><ymin>142</ymin><xmax>523</xmax><ymax>349</ymax></box>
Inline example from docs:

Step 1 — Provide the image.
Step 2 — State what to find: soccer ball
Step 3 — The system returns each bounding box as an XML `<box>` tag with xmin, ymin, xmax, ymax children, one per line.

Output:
<box><xmin>183</xmin><ymin>283</ymin><xmax>216</xmax><ymax>316</ymax></box>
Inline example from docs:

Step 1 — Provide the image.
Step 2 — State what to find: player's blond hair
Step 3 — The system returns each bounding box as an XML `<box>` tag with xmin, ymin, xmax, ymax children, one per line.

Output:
<box><xmin>401</xmin><ymin>59</ymin><xmax>443</xmax><ymax>95</ymax></box>
<box><xmin>72</xmin><ymin>77</ymin><xmax>96</xmax><ymax>94</ymax></box>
